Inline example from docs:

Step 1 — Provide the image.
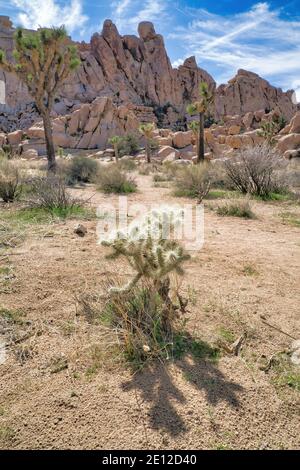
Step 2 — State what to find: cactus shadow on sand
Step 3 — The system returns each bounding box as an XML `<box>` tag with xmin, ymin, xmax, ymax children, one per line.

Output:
<box><xmin>121</xmin><ymin>336</ymin><xmax>243</xmax><ymax>437</ymax></box>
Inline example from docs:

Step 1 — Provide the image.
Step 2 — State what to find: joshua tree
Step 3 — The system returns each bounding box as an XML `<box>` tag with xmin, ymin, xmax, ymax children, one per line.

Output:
<box><xmin>108</xmin><ymin>135</ymin><xmax>122</xmax><ymax>162</ymax></box>
<box><xmin>187</xmin><ymin>82</ymin><xmax>214</xmax><ymax>163</ymax></box>
<box><xmin>258</xmin><ymin>115</ymin><xmax>287</xmax><ymax>146</ymax></box>
<box><xmin>139</xmin><ymin>123</ymin><xmax>155</xmax><ymax>163</ymax></box>
<box><xmin>0</xmin><ymin>26</ymin><xmax>80</xmax><ymax>173</ymax></box>
<box><xmin>188</xmin><ymin>120</ymin><xmax>200</xmax><ymax>155</ymax></box>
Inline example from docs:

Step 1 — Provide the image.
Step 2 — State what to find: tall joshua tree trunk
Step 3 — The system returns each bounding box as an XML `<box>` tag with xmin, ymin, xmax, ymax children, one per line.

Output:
<box><xmin>42</xmin><ymin>110</ymin><xmax>56</xmax><ymax>173</ymax></box>
<box><xmin>198</xmin><ymin>112</ymin><xmax>205</xmax><ymax>163</ymax></box>
<box><xmin>187</xmin><ymin>82</ymin><xmax>214</xmax><ymax>164</ymax></box>
<box><xmin>145</xmin><ymin>139</ymin><xmax>151</xmax><ymax>163</ymax></box>
<box><xmin>114</xmin><ymin>143</ymin><xmax>119</xmax><ymax>162</ymax></box>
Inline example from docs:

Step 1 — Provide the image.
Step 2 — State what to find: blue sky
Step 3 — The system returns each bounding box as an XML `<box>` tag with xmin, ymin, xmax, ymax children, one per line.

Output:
<box><xmin>1</xmin><ymin>1</ymin><xmax>300</xmax><ymax>100</ymax></box>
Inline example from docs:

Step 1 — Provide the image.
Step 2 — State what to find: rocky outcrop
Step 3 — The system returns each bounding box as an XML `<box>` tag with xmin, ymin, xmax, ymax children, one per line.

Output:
<box><xmin>215</xmin><ymin>70</ymin><xmax>296</xmax><ymax>122</ymax></box>
<box><xmin>276</xmin><ymin>112</ymin><xmax>300</xmax><ymax>157</ymax></box>
<box><xmin>0</xmin><ymin>16</ymin><xmax>297</xmax><ymax>134</ymax></box>
<box><xmin>22</xmin><ymin>97</ymin><xmax>139</xmax><ymax>154</ymax></box>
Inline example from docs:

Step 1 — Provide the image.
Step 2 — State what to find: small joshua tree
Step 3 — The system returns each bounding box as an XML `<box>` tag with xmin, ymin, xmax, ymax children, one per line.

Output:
<box><xmin>139</xmin><ymin>123</ymin><xmax>155</xmax><ymax>163</ymax></box>
<box><xmin>258</xmin><ymin>114</ymin><xmax>287</xmax><ymax>146</ymax></box>
<box><xmin>187</xmin><ymin>82</ymin><xmax>214</xmax><ymax>163</ymax></box>
<box><xmin>0</xmin><ymin>26</ymin><xmax>80</xmax><ymax>173</ymax></box>
<box><xmin>109</xmin><ymin>135</ymin><xmax>122</xmax><ymax>162</ymax></box>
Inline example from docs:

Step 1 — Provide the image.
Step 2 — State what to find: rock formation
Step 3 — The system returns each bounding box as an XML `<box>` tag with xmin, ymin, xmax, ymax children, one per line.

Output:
<box><xmin>21</xmin><ymin>97</ymin><xmax>140</xmax><ymax>153</ymax></box>
<box><xmin>216</xmin><ymin>70</ymin><xmax>296</xmax><ymax>121</ymax></box>
<box><xmin>0</xmin><ymin>16</ymin><xmax>297</xmax><ymax>137</ymax></box>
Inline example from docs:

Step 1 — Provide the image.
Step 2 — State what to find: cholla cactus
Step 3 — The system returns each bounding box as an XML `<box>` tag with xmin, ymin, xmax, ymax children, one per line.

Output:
<box><xmin>102</xmin><ymin>206</ymin><xmax>191</xmax><ymax>294</ymax></box>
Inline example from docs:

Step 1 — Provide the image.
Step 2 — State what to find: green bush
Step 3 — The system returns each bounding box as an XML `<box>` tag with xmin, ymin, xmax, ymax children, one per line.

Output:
<box><xmin>0</xmin><ymin>160</ymin><xmax>22</xmax><ymax>203</ymax></box>
<box><xmin>0</xmin><ymin>144</ymin><xmax>15</xmax><ymax>160</ymax></box>
<box><xmin>173</xmin><ymin>163</ymin><xmax>211</xmax><ymax>202</ymax></box>
<box><xmin>118</xmin><ymin>134</ymin><xmax>140</xmax><ymax>157</ymax></box>
<box><xmin>216</xmin><ymin>199</ymin><xmax>255</xmax><ymax>219</ymax></box>
<box><xmin>27</xmin><ymin>175</ymin><xmax>83</xmax><ymax>215</ymax></box>
<box><xmin>64</xmin><ymin>156</ymin><xmax>99</xmax><ymax>185</ymax></box>
<box><xmin>97</xmin><ymin>165</ymin><xmax>137</xmax><ymax>194</ymax></box>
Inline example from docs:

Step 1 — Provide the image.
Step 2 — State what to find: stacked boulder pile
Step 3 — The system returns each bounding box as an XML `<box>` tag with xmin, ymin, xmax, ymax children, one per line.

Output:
<box><xmin>1</xmin><ymin>107</ymin><xmax>300</xmax><ymax>163</ymax></box>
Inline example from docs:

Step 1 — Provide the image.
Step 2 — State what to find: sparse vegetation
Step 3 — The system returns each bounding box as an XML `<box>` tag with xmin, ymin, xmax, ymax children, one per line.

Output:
<box><xmin>279</xmin><ymin>211</ymin><xmax>300</xmax><ymax>227</ymax></box>
<box><xmin>0</xmin><ymin>160</ymin><xmax>22</xmax><ymax>203</ymax></box>
<box><xmin>0</xmin><ymin>144</ymin><xmax>17</xmax><ymax>160</ymax></box>
<box><xmin>0</xmin><ymin>307</ymin><xmax>24</xmax><ymax>324</ymax></box>
<box><xmin>117</xmin><ymin>158</ymin><xmax>137</xmax><ymax>172</ymax></box>
<box><xmin>64</xmin><ymin>156</ymin><xmax>99</xmax><ymax>185</ymax></box>
<box><xmin>97</xmin><ymin>165</ymin><xmax>137</xmax><ymax>194</ymax></box>
<box><xmin>27</xmin><ymin>175</ymin><xmax>79</xmax><ymax>209</ymax></box>
<box><xmin>118</xmin><ymin>134</ymin><xmax>140</xmax><ymax>158</ymax></box>
<box><xmin>271</xmin><ymin>353</ymin><xmax>300</xmax><ymax>392</ymax></box>
<box><xmin>215</xmin><ymin>199</ymin><xmax>255</xmax><ymax>219</ymax></box>
<box><xmin>224</xmin><ymin>144</ymin><xmax>287</xmax><ymax>198</ymax></box>
<box><xmin>173</xmin><ymin>163</ymin><xmax>211</xmax><ymax>202</ymax></box>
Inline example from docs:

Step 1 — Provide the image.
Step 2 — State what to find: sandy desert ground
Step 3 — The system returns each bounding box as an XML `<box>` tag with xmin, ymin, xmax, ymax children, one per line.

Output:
<box><xmin>0</xmin><ymin>169</ymin><xmax>299</xmax><ymax>450</ymax></box>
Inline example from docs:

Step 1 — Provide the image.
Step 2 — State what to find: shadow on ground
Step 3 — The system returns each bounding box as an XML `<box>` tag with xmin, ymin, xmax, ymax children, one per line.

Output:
<box><xmin>122</xmin><ymin>340</ymin><xmax>243</xmax><ymax>436</ymax></box>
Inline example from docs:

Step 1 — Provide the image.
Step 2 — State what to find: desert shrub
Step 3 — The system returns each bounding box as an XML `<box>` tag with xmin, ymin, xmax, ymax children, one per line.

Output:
<box><xmin>0</xmin><ymin>221</ymin><xmax>24</xmax><ymax>248</ymax></box>
<box><xmin>153</xmin><ymin>173</ymin><xmax>172</xmax><ymax>183</ymax></box>
<box><xmin>138</xmin><ymin>162</ymin><xmax>162</xmax><ymax>175</ymax></box>
<box><xmin>64</xmin><ymin>156</ymin><xmax>99</xmax><ymax>185</ymax></box>
<box><xmin>100</xmin><ymin>207</ymin><xmax>191</xmax><ymax>365</ymax></box>
<box><xmin>206</xmin><ymin>163</ymin><xmax>234</xmax><ymax>190</ymax></box>
<box><xmin>216</xmin><ymin>199</ymin><xmax>255</xmax><ymax>219</ymax></box>
<box><xmin>0</xmin><ymin>160</ymin><xmax>22</xmax><ymax>203</ymax></box>
<box><xmin>173</xmin><ymin>163</ymin><xmax>211</xmax><ymax>203</ymax></box>
<box><xmin>0</xmin><ymin>144</ymin><xmax>16</xmax><ymax>160</ymax></box>
<box><xmin>27</xmin><ymin>175</ymin><xmax>82</xmax><ymax>215</ymax></box>
<box><xmin>117</xmin><ymin>158</ymin><xmax>137</xmax><ymax>172</ymax></box>
<box><xmin>225</xmin><ymin>144</ymin><xmax>287</xmax><ymax>198</ymax></box>
<box><xmin>97</xmin><ymin>165</ymin><xmax>137</xmax><ymax>194</ymax></box>
<box><xmin>118</xmin><ymin>134</ymin><xmax>140</xmax><ymax>157</ymax></box>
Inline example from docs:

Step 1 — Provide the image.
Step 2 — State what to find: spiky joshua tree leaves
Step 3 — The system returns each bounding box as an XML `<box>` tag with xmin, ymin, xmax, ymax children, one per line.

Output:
<box><xmin>0</xmin><ymin>26</ymin><xmax>80</xmax><ymax>173</ymax></box>
<box><xmin>258</xmin><ymin>114</ymin><xmax>287</xmax><ymax>146</ymax></box>
<box><xmin>139</xmin><ymin>122</ymin><xmax>155</xmax><ymax>163</ymax></box>
<box><xmin>187</xmin><ymin>82</ymin><xmax>214</xmax><ymax>163</ymax></box>
<box><xmin>108</xmin><ymin>135</ymin><xmax>122</xmax><ymax>162</ymax></box>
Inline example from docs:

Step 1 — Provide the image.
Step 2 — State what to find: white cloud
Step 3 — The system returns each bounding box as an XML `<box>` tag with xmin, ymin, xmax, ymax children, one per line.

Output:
<box><xmin>112</xmin><ymin>0</ymin><xmax>170</xmax><ymax>34</ymax></box>
<box><xmin>113</xmin><ymin>0</ymin><xmax>133</xmax><ymax>17</ymax></box>
<box><xmin>169</xmin><ymin>2</ymin><xmax>300</xmax><ymax>93</ymax></box>
<box><xmin>11</xmin><ymin>0</ymin><xmax>88</xmax><ymax>35</ymax></box>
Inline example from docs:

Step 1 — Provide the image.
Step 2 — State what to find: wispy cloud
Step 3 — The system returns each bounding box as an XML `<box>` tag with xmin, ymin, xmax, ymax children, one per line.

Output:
<box><xmin>111</xmin><ymin>0</ymin><xmax>170</xmax><ymax>34</ymax></box>
<box><xmin>169</xmin><ymin>2</ymin><xmax>300</xmax><ymax>98</ymax></box>
<box><xmin>11</xmin><ymin>0</ymin><xmax>88</xmax><ymax>35</ymax></box>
